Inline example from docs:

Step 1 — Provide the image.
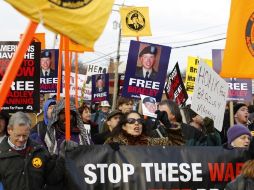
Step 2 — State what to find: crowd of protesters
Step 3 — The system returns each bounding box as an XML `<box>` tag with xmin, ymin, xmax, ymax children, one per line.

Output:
<box><xmin>0</xmin><ymin>95</ymin><xmax>254</xmax><ymax>189</ymax></box>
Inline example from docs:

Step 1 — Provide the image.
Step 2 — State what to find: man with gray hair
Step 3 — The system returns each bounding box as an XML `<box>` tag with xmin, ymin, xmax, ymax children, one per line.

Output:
<box><xmin>0</xmin><ymin>112</ymin><xmax>65</xmax><ymax>190</ymax></box>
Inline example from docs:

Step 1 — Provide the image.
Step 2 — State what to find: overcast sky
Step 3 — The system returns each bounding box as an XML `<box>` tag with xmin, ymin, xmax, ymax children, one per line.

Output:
<box><xmin>0</xmin><ymin>0</ymin><xmax>231</xmax><ymax>73</ymax></box>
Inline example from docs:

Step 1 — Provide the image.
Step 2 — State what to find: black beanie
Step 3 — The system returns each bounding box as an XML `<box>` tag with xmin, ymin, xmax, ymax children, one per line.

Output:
<box><xmin>233</xmin><ymin>103</ymin><xmax>247</xmax><ymax>115</ymax></box>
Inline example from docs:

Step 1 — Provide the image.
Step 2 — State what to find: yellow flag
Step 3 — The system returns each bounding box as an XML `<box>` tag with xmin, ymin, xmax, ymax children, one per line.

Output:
<box><xmin>120</xmin><ymin>7</ymin><xmax>152</xmax><ymax>37</ymax></box>
<box><xmin>5</xmin><ymin>0</ymin><xmax>114</xmax><ymax>49</ymax></box>
<box><xmin>185</xmin><ymin>56</ymin><xmax>212</xmax><ymax>95</ymax></box>
<box><xmin>220</xmin><ymin>0</ymin><xmax>254</xmax><ymax>78</ymax></box>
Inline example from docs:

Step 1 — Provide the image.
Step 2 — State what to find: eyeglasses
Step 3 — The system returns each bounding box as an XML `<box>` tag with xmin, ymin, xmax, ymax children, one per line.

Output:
<box><xmin>126</xmin><ymin>118</ymin><xmax>144</xmax><ymax>125</ymax></box>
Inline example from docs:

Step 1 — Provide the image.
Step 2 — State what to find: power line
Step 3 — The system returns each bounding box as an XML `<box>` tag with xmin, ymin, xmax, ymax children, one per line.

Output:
<box><xmin>84</xmin><ymin>51</ymin><xmax>116</xmax><ymax>64</ymax></box>
<box><xmin>82</xmin><ymin>37</ymin><xmax>226</xmax><ymax>64</ymax></box>
<box><xmin>121</xmin><ymin>24</ymin><xmax>226</xmax><ymax>43</ymax></box>
<box><xmin>172</xmin><ymin>37</ymin><xmax>226</xmax><ymax>49</ymax></box>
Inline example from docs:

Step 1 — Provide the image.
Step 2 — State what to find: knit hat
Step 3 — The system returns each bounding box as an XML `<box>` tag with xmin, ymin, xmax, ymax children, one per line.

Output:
<box><xmin>233</xmin><ymin>103</ymin><xmax>247</xmax><ymax>115</ymax></box>
<box><xmin>227</xmin><ymin>124</ymin><xmax>251</xmax><ymax>144</ymax></box>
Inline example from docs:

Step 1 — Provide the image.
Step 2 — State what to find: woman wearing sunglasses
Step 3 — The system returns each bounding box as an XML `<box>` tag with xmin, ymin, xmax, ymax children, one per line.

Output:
<box><xmin>105</xmin><ymin>111</ymin><xmax>184</xmax><ymax>146</ymax></box>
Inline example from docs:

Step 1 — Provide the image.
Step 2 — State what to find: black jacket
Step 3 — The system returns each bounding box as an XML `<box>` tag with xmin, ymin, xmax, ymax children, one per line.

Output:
<box><xmin>0</xmin><ymin>138</ymin><xmax>64</xmax><ymax>190</ymax></box>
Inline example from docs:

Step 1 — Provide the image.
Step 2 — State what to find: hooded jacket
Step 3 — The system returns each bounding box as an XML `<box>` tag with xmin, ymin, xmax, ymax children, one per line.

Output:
<box><xmin>45</xmin><ymin>99</ymin><xmax>91</xmax><ymax>155</ymax></box>
<box><xmin>30</xmin><ymin>99</ymin><xmax>56</xmax><ymax>145</ymax></box>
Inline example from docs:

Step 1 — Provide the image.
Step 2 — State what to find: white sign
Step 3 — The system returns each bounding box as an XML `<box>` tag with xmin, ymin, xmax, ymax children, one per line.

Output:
<box><xmin>62</xmin><ymin>71</ymin><xmax>87</xmax><ymax>98</ymax></box>
<box><xmin>140</xmin><ymin>94</ymin><xmax>157</xmax><ymax>118</ymax></box>
<box><xmin>84</xmin><ymin>64</ymin><xmax>108</xmax><ymax>100</ymax></box>
<box><xmin>191</xmin><ymin>61</ymin><xmax>228</xmax><ymax>132</ymax></box>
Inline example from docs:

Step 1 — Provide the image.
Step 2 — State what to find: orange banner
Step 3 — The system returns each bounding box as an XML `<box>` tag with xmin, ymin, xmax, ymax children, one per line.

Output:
<box><xmin>220</xmin><ymin>0</ymin><xmax>254</xmax><ymax>78</ymax></box>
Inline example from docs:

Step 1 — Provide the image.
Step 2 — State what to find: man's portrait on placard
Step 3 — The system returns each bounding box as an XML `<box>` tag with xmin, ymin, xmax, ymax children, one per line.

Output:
<box><xmin>95</xmin><ymin>74</ymin><xmax>105</xmax><ymax>93</ymax></box>
<box><xmin>40</xmin><ymin>50</ymin><xmax>56</xmax><ymax>78</ymax></box>
<box><xmin>135</xmin><ymin>43</ymin><xmax>161</xmax><ymax>80</ymax></box>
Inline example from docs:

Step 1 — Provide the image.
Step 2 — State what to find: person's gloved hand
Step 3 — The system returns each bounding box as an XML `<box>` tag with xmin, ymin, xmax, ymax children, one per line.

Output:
<box><xmin>155</xmin><ymin>110</ymin><xmax>172</xmax><ymax>128</ymax></box>
<box><xmin>109</xmin><ymin>142</ymin><xmax>120</xmax><ymax>151</ymax></box>
<box><xmin>59</xmin><ymin>140</ymin><xmax>79</xmax><ymax>158</ymax></box>
<box><xmin>203</xmin><ymin>117</ymin><xmax>215</xmax><ymax>133</ymax></box>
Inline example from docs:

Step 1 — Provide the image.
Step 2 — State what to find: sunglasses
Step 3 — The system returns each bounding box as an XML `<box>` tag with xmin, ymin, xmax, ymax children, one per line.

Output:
<box><xmin>126</xmin><ymin>118</ymin><xmax>144</xmax><ymax>124</ymax></box>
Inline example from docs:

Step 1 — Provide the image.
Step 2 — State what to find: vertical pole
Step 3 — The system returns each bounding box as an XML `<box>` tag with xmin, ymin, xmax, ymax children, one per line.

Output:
<box><xmin>229</xmin><ymin>101</ymin><xmax>234</xmax><ymax>127</ymax></box>
<box><xmin>64</xmin><ymin>36</ymin><xmax>71</xmax><ymax>141</ymax></box>
<box><xmin>75</xmin><ymin>52</ymin><xmax>79</xmax><ymax>108</ymax></box>
<box><xmin>57</xmin><ymin>35</ymin><xmax>63</xmax><ymax>102</ymax></box>
<box><xmin>112</xmin><ymin>26</ymin><xmax>121</xmax><ymax>110</ymax></box>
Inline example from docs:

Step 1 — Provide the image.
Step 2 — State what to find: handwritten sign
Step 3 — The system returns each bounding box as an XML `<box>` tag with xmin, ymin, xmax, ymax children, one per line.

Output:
<box><xmin>191</xmin><ymin>61</ymin><xmax>228</xmax><ymax>132</ymax></box>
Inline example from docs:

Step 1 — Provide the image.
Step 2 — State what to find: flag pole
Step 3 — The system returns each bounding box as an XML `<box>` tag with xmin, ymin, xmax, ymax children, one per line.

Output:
<box><xmin>0</xmin><ymin>20</ymin><xmax>38</xmax><ymax>109</ymax></box>
<box><xmin>112</xmin><ymin>26</ymin><xmax>121</xmax><ymax>110</ymax></box>
<box><xmin>75</xmin><ymin>52</ymin><xmax>79</xmax><ymax>109</ymax></box>
<box><xmin>64</xmin><ymin>36</ymin><xmax>71</xmax><ymax>141</ymax></box>
<box><xmin>57</xmin><ymin>35</ymin><xmax>63</xmax><ymax>102</ymax></box>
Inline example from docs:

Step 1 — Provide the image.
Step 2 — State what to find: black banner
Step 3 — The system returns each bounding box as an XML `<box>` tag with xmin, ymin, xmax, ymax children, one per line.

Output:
<box><xmin>65</xmin><ymin>145</ymin><xmax>247</xmax><ymax>190</ymax></box>
<box><xmin>0</xmin><ymin>41</ymin><xmax>40</xmax><ymax>112</ymax></box>
<box><xmin>165</xmin><ymin>62</ymin><xmax>188</xmax><ymax>106</ymax></box>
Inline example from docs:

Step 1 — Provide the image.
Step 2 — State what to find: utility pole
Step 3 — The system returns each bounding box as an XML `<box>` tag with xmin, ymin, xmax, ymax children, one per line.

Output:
<box><xmin>112</xmin><ymin>24</ymin><xmax>121</xmax><ymax>110</ymax></box>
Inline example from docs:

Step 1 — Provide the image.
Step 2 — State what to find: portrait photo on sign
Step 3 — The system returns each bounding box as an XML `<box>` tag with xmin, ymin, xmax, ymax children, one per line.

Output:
<box><xmin>91</xmin><ymin>73</ymin><xmax>109</xmax><ymax>103</ymax></box>
<box><xmin>140</xmin><ymin>94</ymin><xmax>157</xmax><ymax>118</ymax></box>
<box><xmin>135</xmin><ymin>43</ymin><xmax>161</xmax><ymax>80</ymax></box>
<box><xmin>121</xmin><ymin>40</ymin><xmax>171</xmax><ymax>102</ymax></box>
<box><xmin>95</xmin><ymin>74</ymin><xmax>105</xmax><ymax>93</ymax></box>
<box><xmin>40</xmin><ymin>49</ymin><xmax>57</xmax><ymax>78</ymax></box>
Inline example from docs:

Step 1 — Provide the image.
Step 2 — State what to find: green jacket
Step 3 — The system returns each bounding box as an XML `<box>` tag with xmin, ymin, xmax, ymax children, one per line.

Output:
<box><xmin>0</xmin><ymin>138</ymin><xmax>64</xmax><ymax>190</ymax></box>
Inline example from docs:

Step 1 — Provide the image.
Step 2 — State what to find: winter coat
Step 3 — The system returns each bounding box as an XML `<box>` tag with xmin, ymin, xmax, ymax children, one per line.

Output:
<box><xmin>186</xmin><ymin>129</ymin><xmax>221</xmax><ymax>146</ymax></box>
<box><xmin>0</xmin><ymin>138</ymin><xmax>64</xmax><ymax>190</ymax></box>
<box><xmin>225</xmin><ymin>160</ymin><xmax>254</xmax><ymax>190</ymax></box>
<box><xmin>30</xmin><ymin>99</ymin><xmax>56</xmax><ymax>146</ymax></box>
<box><xmin>45</xmin><ymin>99</ymin><xmax>92</xmax><ymax>155</ymax></box>
<box><xmin>93</xmin><ymin>130</ymin><xmax>111</xmax><ymax>144</ymax></box>
<box><xmin>184</xmin><ymin>117</ymin><xmax>222</xmax><ymax>146</ymax></box>
<box><xmin>225</xmin><ymin>175</ymin><xmax>254</xmax><ymax>190</ymax></box>
<box><xmin>91</xmin><ymin>111</ymin><xmax>108</xmax><ymax>133</ymax></box>
<box><xmin>83</xmin><ymin>120</ymin><xmax>99</xmax><ymax>143</ymax></box>
<box><xmin>105</xmin><ymin>126</ymin><xmax>184</xmax><ymax>146</ymax></box>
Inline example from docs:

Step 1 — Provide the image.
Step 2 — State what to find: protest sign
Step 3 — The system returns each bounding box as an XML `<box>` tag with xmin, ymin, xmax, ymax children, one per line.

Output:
<box><xmin>185</xmin><ymin>56</ymin><xmax>212</xmax><ymax>95</ymax></box>
<box><xmin>140</xmin><ymin>94</ymin><xmax>157</xmax><ymax>118</ymax></box>
<box><xmin>84</xmin><ymin>64</ymin><xmax>108</xmax><ymax>101</ymax></box>
<box><xmin>92</xmin><ymin>74</ymin><xmax>109</xmax><ymax>103</ymax></box>
<box><xmin>62</xmin><ymin>71</ymin><xmax>87</xmax><ymax>98</ymax></box>
<box><xmin>191</xmin><ymin>61</ymin><xmax>228</xmax><ymax>131</ymax></box>
<box><xmin>165</xmin><ymin>62</ymin><xmax>188</xmax><ymax>106</ymax></box>
<box><xmin>40</xmin><ymin>49</ymin><xmax>59</xmax><ymax>93</ymax></box>
<box><xmin>122</xmin><ymin>40</ymin><xmax>171</xmax><ymax>101</ymax></box>
<box><xmin>0</xmin><ymin>41</ymin><xmax>40</xmax><ymax>112</ymax></box>
<box><xmin>118</xmin><ymin>74</ymin><xmax>125</xmax><ymax>96</ymax></box>
<box><xmin>226</xmin><ymin>78</ymin><xmax>252</xmax><ymax>101</ymax></box>
<box><xmin>65</xmin><ymin>145</ymin><xmax>247</xmax><ymax>190</ymax></box>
